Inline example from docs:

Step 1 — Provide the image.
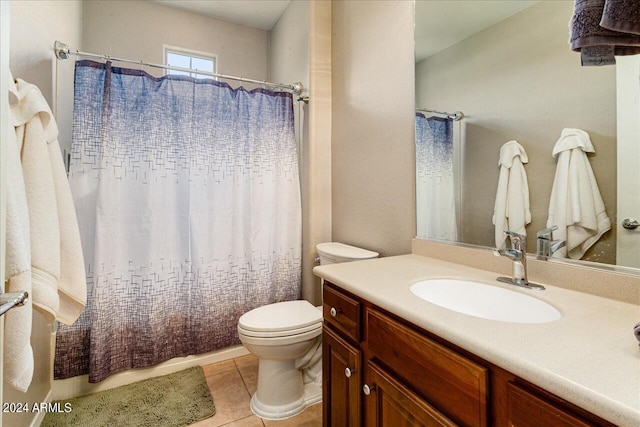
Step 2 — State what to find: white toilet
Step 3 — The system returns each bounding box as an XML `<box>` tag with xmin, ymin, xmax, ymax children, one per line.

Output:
<box><xmin>237</xmin><ymin>242</ymin><xmax>378</xmax><ymax>420</ymax></box>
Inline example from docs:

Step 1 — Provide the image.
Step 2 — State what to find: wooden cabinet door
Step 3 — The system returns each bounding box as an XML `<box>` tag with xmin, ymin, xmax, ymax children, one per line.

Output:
<box><xmin>363</xmin><ymin>361</ymin><xmax>457</xmax><ymax>427</ymax></box>
<box><xmin>323</xmin><ymin>325</ymin><xmax>361</xmax><ymax>427</ymax></box>
<box><xmin>366</xmin><ymin>308</ymin><xmax>487</xmax><ymax>427</ymax></box>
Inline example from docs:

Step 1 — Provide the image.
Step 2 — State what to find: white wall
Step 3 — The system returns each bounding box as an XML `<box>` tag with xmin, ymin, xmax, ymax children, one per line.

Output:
<box><xmin>415</xmin><ymin>1</ymin><xmax>617</xmax><ymax>263</ymax></box>
<box><xmin>331</xmin><ymin>1</ymin><xmax>415</xmax><ymax>256</ymax></box>
<box><xmin>6</xmin><ymin>2</ymin><xmax>83</xmax><ymax>426</ymax></box>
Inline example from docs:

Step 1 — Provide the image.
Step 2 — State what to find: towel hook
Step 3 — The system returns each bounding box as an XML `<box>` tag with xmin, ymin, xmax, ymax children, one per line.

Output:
<box><xmin>0</xmin><ymin>290</ymin><xmax>29</xmax><ymax>316</ymax></box>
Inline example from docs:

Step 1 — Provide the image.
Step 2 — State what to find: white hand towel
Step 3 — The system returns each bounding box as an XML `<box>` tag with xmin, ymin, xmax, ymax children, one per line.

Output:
<box><xmin>493</xmin><ymin>141</ymin><xmax>531</xmax><ymax>249</ymax></box>
<box><xmin>547</xmin><ymin>129</ymin><xmax>611</xmax><ymax>259</ymax></box>
<box><xmin>4</xmin><ymin>74</ymin><xmax>34</xmax><ymax>392</ymax></box>
<box><xmin>12</xmin><ymin>78</ymin><xmax>87</xmax><ymax>325</ymax></box>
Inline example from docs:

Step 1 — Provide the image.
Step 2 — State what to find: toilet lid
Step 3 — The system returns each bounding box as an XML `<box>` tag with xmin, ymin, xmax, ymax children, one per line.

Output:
<box><xmin>238</xmin><ymin>300</ymin><xmax>322</xmax><ymax>333</ymax></box>
<box><xmin>316</xmin><ymin>242</ymin><xmax>379</xmax><ymax>260</ymax></box>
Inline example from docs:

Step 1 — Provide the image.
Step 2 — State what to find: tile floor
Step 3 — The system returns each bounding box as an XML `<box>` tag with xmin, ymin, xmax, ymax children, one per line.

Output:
<box><xmin>189</xmin><ymin>355</ymin><xmax>322</xmax><ymax>427</ymax></box>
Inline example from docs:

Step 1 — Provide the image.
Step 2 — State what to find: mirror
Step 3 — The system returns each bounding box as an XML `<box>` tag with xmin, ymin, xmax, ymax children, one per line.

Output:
<box><xmin>414</xmin><ymin>1</ymin><xmax>640</xmax><ymax>271</ymax></box>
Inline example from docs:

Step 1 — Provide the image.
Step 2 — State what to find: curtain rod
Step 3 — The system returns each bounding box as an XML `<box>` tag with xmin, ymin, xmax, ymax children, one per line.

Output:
<box><xmin>416</xmin><ymin>108</ymin><xmax>464</xmax><ymax>121</ymax></box>
<box><xmin>54</xmin><ymin>41</ymin><xmax>303</xmax><ymax>95</ymax></box>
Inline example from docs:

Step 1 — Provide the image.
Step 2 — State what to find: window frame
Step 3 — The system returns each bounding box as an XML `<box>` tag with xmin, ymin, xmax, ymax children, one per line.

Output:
<box><xmin>163</xmin><ymin>45</ymin><xmax>218</xmax><ymax>79</ymax></box>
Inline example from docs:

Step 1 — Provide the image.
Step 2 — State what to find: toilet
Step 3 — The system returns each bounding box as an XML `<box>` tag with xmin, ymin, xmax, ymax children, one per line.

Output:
<box><xmin>237</xmin><ymin>242</ymin><xmax>378</xmax><ymax>420</ymax></box>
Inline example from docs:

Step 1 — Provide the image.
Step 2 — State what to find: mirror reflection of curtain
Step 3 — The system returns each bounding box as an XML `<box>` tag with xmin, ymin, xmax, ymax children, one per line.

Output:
<box><xmin>54</xmin><ymin>60</ymin><xmax>302</xmax><ymax>383</ymax></box>
<box><xmin>415</xmin><ymin>113</ymin><xmax>457</xmax><ymax>240</ymax></box>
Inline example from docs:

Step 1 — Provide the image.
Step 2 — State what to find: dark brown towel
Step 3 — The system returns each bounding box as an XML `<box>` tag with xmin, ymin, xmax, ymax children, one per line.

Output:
<box><xmin>570</xmin><ymin>0</ymin><xmax>640</xmax><ymax>55</ymax></box>
<box><xmin>601</xmin><ymin>0</ymin><xmax>640</xmax><ymax>35</ymax></box>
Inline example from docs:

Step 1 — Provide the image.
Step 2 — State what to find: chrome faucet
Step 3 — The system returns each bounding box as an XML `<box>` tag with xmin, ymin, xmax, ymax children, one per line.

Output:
<box><xmin>496</xmin><ymin>231</ymin><xmax>545</xmax><ymax>291</ymax></box>
<box><xmin>536</xmin><ymin>225</ymin><xmax>565</xmax><ymax>257</ymax></box>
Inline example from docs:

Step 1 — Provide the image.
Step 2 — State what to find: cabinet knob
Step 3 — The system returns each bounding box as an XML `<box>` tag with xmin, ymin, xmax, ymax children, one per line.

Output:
<box><xmin>330</xmin><ymin>307</ymin><xmax>340</xmax><ymax>317</ymax></box>
<box><xmin>344</xmin><ymin>367</ymin><xmax>355</xmax><ymax>378</ymax></box>
<box><xmin>363</xmin><ymin>384</ymin><xmax>374</xmax><ymax>395</ymax></box>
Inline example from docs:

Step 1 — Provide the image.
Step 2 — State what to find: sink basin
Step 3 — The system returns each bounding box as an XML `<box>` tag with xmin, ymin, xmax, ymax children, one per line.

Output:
<box><xmin>410</xmin><ymin>279</ymin><xmax>561</xmax><ymax>324</ymax></box>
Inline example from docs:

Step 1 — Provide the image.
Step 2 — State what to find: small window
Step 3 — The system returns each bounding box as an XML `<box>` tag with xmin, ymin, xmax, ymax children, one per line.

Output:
<box><xmin>165</xmin><ymin>47</ymin><xmax>216</xmax><ymax>78</ymax></box>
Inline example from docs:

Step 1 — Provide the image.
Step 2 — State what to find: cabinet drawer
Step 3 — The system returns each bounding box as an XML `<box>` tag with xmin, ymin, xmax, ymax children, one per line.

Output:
<box><xmin>507</xmin><ymin>382</ymin><xmax>592</xmax><ymax>427</ymax></box>
<box><xmin>366</xmin><ymin>308</ymin><xmax>488</xmax><ymax>427</ymax></box>
<box><xmin>323</xmin><ymin>284</ymin><xmax>361</xmax><ymax>342</ymax></box>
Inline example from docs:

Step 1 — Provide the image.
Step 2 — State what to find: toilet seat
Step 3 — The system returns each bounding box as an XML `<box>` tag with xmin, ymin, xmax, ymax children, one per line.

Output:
<box><xmin>238</xmin><ymin>322</ymin><xmax>321</xmax><ymax>339</ymax></box>
<box><xmin>238</xmin><ymin>300</ymin><xmax>322</xmax><ymax>339</ymax></box>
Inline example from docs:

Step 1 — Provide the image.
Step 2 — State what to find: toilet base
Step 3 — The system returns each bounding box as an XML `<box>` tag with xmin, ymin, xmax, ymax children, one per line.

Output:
<box><xmin>250</xmin><ymin>381</ymin><xmax>321</xmax><ymax>420</ymax></box>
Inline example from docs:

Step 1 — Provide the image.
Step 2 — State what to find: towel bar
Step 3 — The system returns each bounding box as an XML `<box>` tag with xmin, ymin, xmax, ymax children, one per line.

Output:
<box><xmin>0</xmin><ymin>290</ymin><xmax>29</xmax><ymax>316</ymax></box>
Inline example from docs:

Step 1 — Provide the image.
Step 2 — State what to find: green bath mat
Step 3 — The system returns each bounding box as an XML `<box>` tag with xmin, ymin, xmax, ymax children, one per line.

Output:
<box><xmin>42</xmin><ymin>366</ymin><xmax>215</xmax><ymax>427</ymax></box>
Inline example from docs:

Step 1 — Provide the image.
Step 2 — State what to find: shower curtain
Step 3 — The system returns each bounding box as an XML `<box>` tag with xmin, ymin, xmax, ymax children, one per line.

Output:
<box><xmin>54</xmin><ymin>60</ymin><xmax>302</xmax><ymax>382</ymax></box>
<box><xmin>415</xmin><ymin>113</ymin><xmax>457</xmax><ymax>240</ymax></box>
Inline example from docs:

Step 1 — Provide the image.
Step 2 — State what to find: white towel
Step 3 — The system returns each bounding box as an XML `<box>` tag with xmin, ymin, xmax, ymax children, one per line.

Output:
<box><xmin>11</xmin><ymin>78</ymin><xmax>87</xmax><ymax>325</ymax></box>
<box><xmin>4</xmin><ymin>74</ymin><xmax>34</xmax><ymax>392</ymax></box>
<box><xmin>547</xmin><ymin>129</ymin><xmax>611</xmax><ymax>259</ymax></box>
<box><xmin>493</xmin><ymin>141</ymin><xmax>531</xmax><ymax>249</ymax></box>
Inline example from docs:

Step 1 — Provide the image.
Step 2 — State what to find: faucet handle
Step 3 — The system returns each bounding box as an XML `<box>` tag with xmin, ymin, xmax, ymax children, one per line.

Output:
<box><xmin>504</xmin><ymin>230</ymin><xmax>524</xmax><ymax>239</ymax></box>
<box><xmin>504</xmin><ymin>230</ymin><xmax>526</xmax><ymax>251</ymax></box>
<box><xmin>537</xmin><ymin>225</ymin><xmax>558</xmax><ymax>240</ymax></box>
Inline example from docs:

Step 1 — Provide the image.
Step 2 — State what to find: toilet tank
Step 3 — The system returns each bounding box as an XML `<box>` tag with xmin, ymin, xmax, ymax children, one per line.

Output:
<box><xmin>316</xmin><ymin>242</ymin><xmax>378</xmax><ymax>265</ymax></box>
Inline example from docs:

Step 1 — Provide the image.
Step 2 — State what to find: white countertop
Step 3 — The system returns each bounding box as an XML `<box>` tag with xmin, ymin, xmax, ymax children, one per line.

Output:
<box><xmin>314</xmin><ymin>254</ymin><xmax>640</xmax><ymax>427</ymax></box>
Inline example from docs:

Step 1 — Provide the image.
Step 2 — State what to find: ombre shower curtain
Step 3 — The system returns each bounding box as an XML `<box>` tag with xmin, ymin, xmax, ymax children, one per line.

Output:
<box><xmin>415</xmin><ymin>113</ymin><xmax>457</xmax><ymax>241</ymax></box>
<box><xmin>54</xmin><ymin>60</ymin><xmax>301</xmax><ymax>382</ymax></box>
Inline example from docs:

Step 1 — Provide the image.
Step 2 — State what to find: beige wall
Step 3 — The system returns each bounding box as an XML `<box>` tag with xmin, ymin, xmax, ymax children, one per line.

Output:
<box><xmin>83</xmin><ymin>0</ymin><xmax>269</xmax><ymax>81</ymax></box>
<box><xmin>415</xmin><ymin>1</ymin><xmax>617</xmax><ymax>263</ymax></box>
<box><xmin>6</xmin><ymin>1</ymin><xmax>83</xmax><ymax>425</ymax></box>
<box><xmin>270</xmin><ymin>0</ymin><xmax>331</xmax><ymax>305</ymax></box>
<box><xmin>269</xmin><ymin>1</ymin><xmax>309</xmax><ymax>88</ymax></box>
<box><xmin>331</xmin><ymin>0</ymin><xmax>415</xmax><ymax>257</ymax></box>
<box><xmin>10</xmin><ymin>0</ymin><xmax>81</xmax><ymax>152</ymax></box>
<box><xmin>305</xmin><ymin>1</ymin><xmax>333</xmax><ymax>305</ymax></box>
<box><xmin>1</xmin><ymin>0</ymin><xmax>9</xmax><ymax>421</ymax></box>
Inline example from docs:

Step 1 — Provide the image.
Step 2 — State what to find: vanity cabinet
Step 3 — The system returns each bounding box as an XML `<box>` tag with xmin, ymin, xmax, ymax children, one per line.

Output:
<box><xmin>322</xmin><ymin>282</ymin><xmax>615</xmax><ymax>427</ymax></box>
<box><xmin>323</xmin><ymin>326</ymin><xmax>361</xmax><ymax>426</ymax></box>
<box><xmin>365</xmin><ymin>307</ymin><xmax>488</xmax><ymax>426</ymax></box>
<box><xmin>363</xmin><ymin>360</ymin><xmax>456</xmax><ymax>426</ymax></box>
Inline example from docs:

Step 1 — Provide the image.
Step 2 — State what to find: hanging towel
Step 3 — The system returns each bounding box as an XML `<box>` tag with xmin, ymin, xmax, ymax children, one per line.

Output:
<box><xmin>4</xmin><ymin>74</ymin><xmax>34</xmax><ymax>392</ymax></box>
<box><xmin>601</xmin><ymin>0</ymin><xmax>640</xmax><ymax>35</ymax></box>
<box><xmin>493</xmin><ymin>141</ymin><xmax>531</xmax><ymax>249</ymax></box>
<box><xmin>11</xmin><ymin>78</ymin><xmax>87</xmax><ymax>325</ymax></box>
<box><xmin>570</xmin><ymin>0</ymin><xmax>640</xmax><ymax>55</ymax></box>
<box><xmin>547</xmin><ymin>128</ymin><xmax>611</xmax><ymax>259</ymax></box>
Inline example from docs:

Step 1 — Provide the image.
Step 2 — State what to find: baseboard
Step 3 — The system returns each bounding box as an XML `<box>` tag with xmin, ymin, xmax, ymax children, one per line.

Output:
<box><xmin>52</xmin><ymin>345</ymin><xmax>249</xmax><ymax>400</ymax></box>
<box><xmin>30</xmin><ymin>389</ymin><xmax>53</xmax><ymax>427</ymax></box>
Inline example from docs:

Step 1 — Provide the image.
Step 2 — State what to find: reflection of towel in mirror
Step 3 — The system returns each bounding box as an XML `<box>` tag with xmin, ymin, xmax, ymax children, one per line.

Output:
<box><xmin>547</xmin><ymin>129</ymin><xmax>611</xmax><ymax>260</ymax></box>
<box><xmin>570</xmin><ymin>0</ymin><xmax>640</xmax><ymax>55</ymax></box>
<box><xmin>493</xmin><ymin>141</ymin><xmax>531</xmax><ymax>249</ymax></box>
